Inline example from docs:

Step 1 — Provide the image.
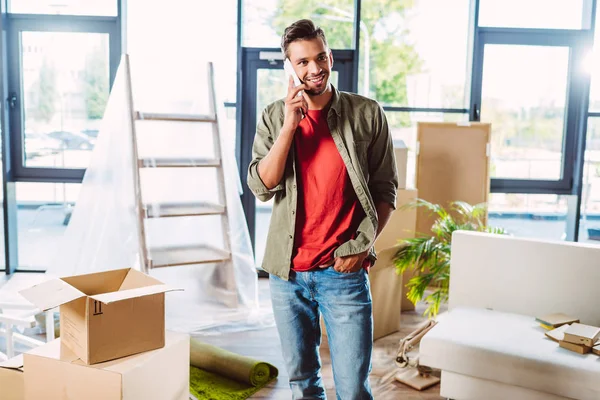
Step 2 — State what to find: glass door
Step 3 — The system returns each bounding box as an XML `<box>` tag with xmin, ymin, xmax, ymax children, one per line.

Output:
<box><xmin>239</xmin><ymin>48</ymin><xmax>354</xmax><ymax>268</ymax></box>
<box><xmin>471</xmin><ymin>31</ymin><xmax>589</xmax><ymax>193</ymax></box>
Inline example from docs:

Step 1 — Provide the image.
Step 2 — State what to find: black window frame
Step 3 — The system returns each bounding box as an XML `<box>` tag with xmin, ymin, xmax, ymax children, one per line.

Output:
<box><xmin>6</xmin><ymin>12</ymin><xmax>121</xmax><ymax>184</ymax></box>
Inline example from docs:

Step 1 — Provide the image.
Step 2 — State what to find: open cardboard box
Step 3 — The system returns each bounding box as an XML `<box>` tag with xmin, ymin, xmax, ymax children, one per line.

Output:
<box><xmin>20</xmin><ymin>268</ymin><xmax>181</xmax><ymax>365</ymax></box>
<box><xmin>0</xmin><ymin>355</ymin><xmax>24</xmax><ymax>400</ymax></box>
<box><xmin>24</xmin><ymin>331</ymin><xmax>190</xmax><ymax>400</ymax></box>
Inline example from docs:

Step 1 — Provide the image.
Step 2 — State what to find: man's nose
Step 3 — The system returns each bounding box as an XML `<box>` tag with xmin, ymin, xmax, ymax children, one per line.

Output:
<box><xmin>308</xmin><ymin>61</ymin><xmax>321</xmax><ymax>75</ymax></box>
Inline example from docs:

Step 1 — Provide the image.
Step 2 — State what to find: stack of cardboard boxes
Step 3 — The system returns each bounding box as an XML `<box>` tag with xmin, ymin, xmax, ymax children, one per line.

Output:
<box><xmin>370</xmin><ymin>140</ymin><xmax>418</xmax><ymax>340</ymax></box>
<box><xmin>0</xmin><ymin>268</ymin><xmax>190</xmax><ymax>400</ymax></box>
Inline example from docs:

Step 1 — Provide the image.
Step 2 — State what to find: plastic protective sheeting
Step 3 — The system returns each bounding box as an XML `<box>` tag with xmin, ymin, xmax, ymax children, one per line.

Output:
<box><xmin>44</xmin><ymin>55</ymin><xmax>273</xmax><ymax>335</ymax></box>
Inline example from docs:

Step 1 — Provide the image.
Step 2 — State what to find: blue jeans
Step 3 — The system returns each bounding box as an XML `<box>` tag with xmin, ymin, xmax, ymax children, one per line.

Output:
<box><xmin>269</xmin><ymin>267</ymin><xmax>374</xmax><ymax>400</ymax></box>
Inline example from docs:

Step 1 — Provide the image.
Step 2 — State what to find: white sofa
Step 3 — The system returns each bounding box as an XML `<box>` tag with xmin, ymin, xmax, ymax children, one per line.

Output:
<box><xmin>420</xmin><ymin>231</ymin><xmax>600</xmax><ymax>400</ymax></box>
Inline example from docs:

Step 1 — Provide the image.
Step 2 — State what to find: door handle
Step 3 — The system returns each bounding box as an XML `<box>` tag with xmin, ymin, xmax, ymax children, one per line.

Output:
<box><xmin>8</xmin><ymin>92</ymin><xmax>17</xmax><ymax>109</ymax></box>
<box><xmin>472</xmin><ymin>103</ymin><xmax>480</xmax><ymax>121</ymax></box>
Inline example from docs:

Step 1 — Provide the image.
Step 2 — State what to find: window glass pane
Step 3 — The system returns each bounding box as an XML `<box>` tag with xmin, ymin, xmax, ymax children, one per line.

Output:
<box><xmin>479</xmin><ymin>0</ymin><xmax>586</xmax><ymax>29</ymax></box>
<box><xmin>480</xmin><ymin>44</ymin><xmax>570</xmax><ymax>181</ymax></box>
<box><xmin>488</xmin><ymin>193</ymin><xmax>569</xmax><ymax>241</ymax></box>
<box><xmin>579</xmin><ymin>117</ymin><xmax>600</xmax><ymax>243</ymax></box>
<box><xmin>386</xmin><ymin>111</ymin><xmax>469</xmax><ymax>189</ymax></box>
<box><xmin>128</xmin><ymin>0</ymin><xmax>237</xmax><ymax>104</ymax></box>
<box><xmin>588</xmin><ymin>5</ymin><xmax>600</xmax><ymax>112</ymax></box>
<box><xmin>16</xmin><ymin>182</ymin><xmax>81</xmax><ymax>271</ymax></box>
<box><xmin>0</xmin><ymin>139</ymin><xmax>4</xmax><ymax>271</ymax></box>
<box><xmin>21</xmin><ymin>32</ymin><xmax>109</xmax><ymax>169</ymax></box>
<box><xmin>242</xmin><ymin>0</ymin><xmax>354</xmax><ymax>49</ymax></box>
<box><xmin>9</xmin><ymin>0</ymin><xmax>117</xmax><ymax>16</ymax></box>
<box><xmin>359</xmin><ymin>0</ymin><xmax>470</xmax><ymax>108</ymax></box>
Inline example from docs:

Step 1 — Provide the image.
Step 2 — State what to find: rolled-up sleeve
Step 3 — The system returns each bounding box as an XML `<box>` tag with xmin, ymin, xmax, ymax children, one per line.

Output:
<box><xmin>368</xmin><ymin>104</ymin><xmax>399</xmax><ymax>209</ymax></box>
<box><xmin>247</xmin><ymin>109</ymin><xmax>285</xmax><ymax>202</ymax></box>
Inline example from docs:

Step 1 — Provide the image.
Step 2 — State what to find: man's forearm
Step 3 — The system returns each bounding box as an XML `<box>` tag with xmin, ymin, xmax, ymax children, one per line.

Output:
<box><xmin>374</xmin><ymin>200</ymin><xmax>395</xmax><ymax>239</ymax></box>
<box><xmin>257</xmin><ymin>126</ymin><xmax>295</xmax><ymax>189</ymax></box>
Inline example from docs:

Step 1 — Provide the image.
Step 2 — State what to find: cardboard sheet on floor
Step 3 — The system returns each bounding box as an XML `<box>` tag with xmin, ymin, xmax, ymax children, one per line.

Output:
<box><xmin>415</xmin><ymin>122</ymin><xmax>491</xmax><ymax>237</ymax></box>
<box><xmin>0</xmin><ymin>355</ymin><xmax>24</xmax><ymax>400</ymax></box>
<box><xmin>24</xmin><ymin>331</ymin><xmax>189</xmax><ymax>400</ymax></box>
<box><xmin>20</xmin><ymin>268</ymin><xmax>181</xmax><ymax>364</ymax></box>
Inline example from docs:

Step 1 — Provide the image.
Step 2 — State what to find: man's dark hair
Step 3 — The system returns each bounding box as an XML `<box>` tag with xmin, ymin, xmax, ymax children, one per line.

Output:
<box><xmin>281</xmin><ymin>19</ymin><xmax>328</xmax><ymax>59</ymax></box>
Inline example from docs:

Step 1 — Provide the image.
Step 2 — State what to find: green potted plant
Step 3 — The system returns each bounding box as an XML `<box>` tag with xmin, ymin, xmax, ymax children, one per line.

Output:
<box><xmin>393</xmin><ymin>199</ymin><xmax>506</xmax><ymax>318</ymax></box>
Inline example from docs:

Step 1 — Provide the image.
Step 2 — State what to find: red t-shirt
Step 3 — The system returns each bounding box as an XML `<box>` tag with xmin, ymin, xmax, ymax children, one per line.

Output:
<box><xmin>291</xmin><ymin>109</ymin><xmax>366</xmax><ymax>272</ymax></box>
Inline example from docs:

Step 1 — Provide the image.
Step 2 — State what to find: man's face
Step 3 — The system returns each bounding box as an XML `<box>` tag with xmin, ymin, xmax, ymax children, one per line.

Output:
<box><xmin>287</xmin><ymin>38</ymin><xmax>333</xmax><ymax>96</ymax></box>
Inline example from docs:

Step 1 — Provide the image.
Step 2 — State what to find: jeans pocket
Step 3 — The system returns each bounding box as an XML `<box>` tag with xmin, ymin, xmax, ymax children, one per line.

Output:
<box><xmin>329</xmin><ymin>266</ymin><xmax>364</xmax><ymax>276</ymax></box>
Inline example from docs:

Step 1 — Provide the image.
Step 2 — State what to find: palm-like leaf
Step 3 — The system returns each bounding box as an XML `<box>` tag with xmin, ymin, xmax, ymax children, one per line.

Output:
<box><xmin>393</xmin><ymin>198</ymin><xmax>505</xmax><ymax>318</ymax></box>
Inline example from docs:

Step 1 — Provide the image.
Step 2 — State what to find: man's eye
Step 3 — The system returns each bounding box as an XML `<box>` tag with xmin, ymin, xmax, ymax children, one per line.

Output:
<box><xmin>318</xmin><ymin>56</ymin><xmax>326</xmax><ymax>61</ymax></box>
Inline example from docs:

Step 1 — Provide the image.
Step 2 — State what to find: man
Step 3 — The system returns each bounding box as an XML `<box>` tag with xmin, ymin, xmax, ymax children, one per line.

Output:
<box><xmin>247</xmin><ymin>19</ymin><xmax>398</xmax><ymax>400</ymax></box>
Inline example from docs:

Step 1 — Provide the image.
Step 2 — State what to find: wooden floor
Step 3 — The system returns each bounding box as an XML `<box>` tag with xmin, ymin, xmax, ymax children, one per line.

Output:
<box><xmin>196</xmin><ymin>278</ymin><xmax>445</xmax><ymax>400</ymax></box>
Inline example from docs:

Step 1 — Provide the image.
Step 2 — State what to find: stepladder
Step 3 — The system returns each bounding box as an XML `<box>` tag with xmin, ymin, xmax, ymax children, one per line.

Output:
<box><xmin>124</xmin><ymin>57</ymin><xmax>238</xmax><ymax>305</ymax></box>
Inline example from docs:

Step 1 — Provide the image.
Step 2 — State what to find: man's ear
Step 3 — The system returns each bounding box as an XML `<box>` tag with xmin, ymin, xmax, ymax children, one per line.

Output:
<box><xmin>329</xmin><ymin>49</ymin><xmax>334</xmax><ymax>68</ymax></box>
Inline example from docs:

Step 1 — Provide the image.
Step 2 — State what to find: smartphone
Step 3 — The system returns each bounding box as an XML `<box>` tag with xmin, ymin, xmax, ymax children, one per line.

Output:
<box><xmin>284</xmin><ymin>58</ymin><xmax>302</xmax><ymax>90</ymax></box>
<box><xmin>284</xmin><ymin>58</ymin><xmax>305</xmax><ymax>118</ymax></box>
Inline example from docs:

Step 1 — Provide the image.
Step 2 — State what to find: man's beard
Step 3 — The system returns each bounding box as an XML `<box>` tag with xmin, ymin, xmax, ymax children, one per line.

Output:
<box><xmin>303</xmin><ymin>73</ymin><xmax>329</xmax><ymax>96</ymax></box>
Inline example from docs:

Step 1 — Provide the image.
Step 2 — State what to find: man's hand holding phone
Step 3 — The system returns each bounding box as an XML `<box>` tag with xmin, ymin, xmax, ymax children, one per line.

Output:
<box><xmin>283</xmin><ymin>75</ymin><xmax>308</xmax><ymax>132</ymax></box>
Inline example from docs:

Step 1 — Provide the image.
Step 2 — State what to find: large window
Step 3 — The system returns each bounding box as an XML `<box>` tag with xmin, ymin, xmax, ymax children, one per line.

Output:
<box><xmin>478</xmin><ymin>0</ymin><xmax>590</xmax><ymax>30</ymax></box>
<box><xmin>480</xmin><ymin>44</ymin><xmax>570</xmax><ymax>181</ymax></box>
<box><xmin>8</xmin><ymin>0</ymin><xmax>117</xmax><ymax>16</ymax></box>
<box><xmin>589</xmin><ymin>3</ymin><xmax>600</xmax><ymax>112</ymax></box>
<box><xmin>128</xmin><ymin>0</ymin><xmax>238</xmax><ymax>106</ymax></box>
<box><xmin>242</xmin><ymin>0</ymin><xmax>355</xmax><ymax>49</ymax></box>
<box><xmin>488</xmin><ymin>193</ymin><xmax>570</xmax><ymax>240</ymax></box>
<box><xmin>21</xmin><ymin>31</ymin><xmax>109</xmax><ymax>169</ymax></box>
<box><xmin>2</xmin><ymin>3</ymin><xmax>120</xmax><ymax>273</ymax></box>
<box><xmin>6</xmin><ymin>12</ymin><xmax>119</xmax><ymax>182</ymax></box>
<box><xmin>359</xmin><ymin>0</ymin><xmax>471</xmax><ymax>109</ymax></box>
<box><xmin>579</xmin><ymin>118</ymin><xmax>600</xmax><ymax>242</ymax></box>
<box><xmin>16</xmin><ymin>182</ymin><xmax>80</xmax><ymax>271</ymax></box>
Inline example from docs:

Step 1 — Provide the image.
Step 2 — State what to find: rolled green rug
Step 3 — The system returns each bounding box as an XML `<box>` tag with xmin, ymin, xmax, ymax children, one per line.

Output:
<box><xmin>189</xmin><ymin>338</ymin><xmax>279</xmax><ymax>400</ymax></box>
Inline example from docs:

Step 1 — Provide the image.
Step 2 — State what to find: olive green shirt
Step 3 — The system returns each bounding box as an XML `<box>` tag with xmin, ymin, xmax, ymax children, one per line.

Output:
<box><xmin>247</xmin><ymin>86</ymin><xmax>399</xmax><ymax>280</ymax></box>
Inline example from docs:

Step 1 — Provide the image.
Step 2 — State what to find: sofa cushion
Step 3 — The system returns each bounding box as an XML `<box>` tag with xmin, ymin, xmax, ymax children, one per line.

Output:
<box><xmin>420</xmin><ymin>307</ymin><xmax>600</xmax><ymax>400</ymax></box>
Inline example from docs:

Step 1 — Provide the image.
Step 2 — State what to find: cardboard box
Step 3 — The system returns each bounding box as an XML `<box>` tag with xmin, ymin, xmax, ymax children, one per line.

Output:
<box><xmin>394</xmin><ymin>140</ymin><xmax>408</xmax><ymax>189</ymax></box>
<box><xmin>415</xmin><ymin>122</ymin><xmax>491</xmax><ymax>238</ymax></box>
<box><xmin>24</xmin><ymin>331</ymin><xmax>190</xmax><ymax>400</ymax></box>
<box><xmin>0</xmin><ymin>355</ymin><xmax>24</xmax><ymax>400</ymax></box>
<box><xmin>536</xmin><ymin>313</ymin><xmax>579</xmax><ymax>329</ymax></box>
<box><xmin>559</xmin><ymin>340</ymin><xmax>592</xmax><ymax>354</ymax></box>
<box><xmin>563</xmin><ymin>323</ymin><xmax>600</xmax><ymax>347</ymax></box>
<box><xmin>375</xmin><ymin>188</ymin><xmax>418</xmax><ymax>312</ymax></box>
<box><xmin>545</xmin><ymin>324</ymin><xmax>570</xmax><ymax>342</ymax></box>
<box><xmin>370</xmin><ymin>246</ymin><xmax>404</xmax><ymax>340</ymax></box>
<box><xmin>20</xmin><ymin>268</ymin><xmax>180</xmax><ymax>364</ymax></box>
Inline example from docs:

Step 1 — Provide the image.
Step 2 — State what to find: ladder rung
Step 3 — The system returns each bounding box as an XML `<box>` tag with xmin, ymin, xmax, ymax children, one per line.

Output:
<box><xmin>149</xmin><ymin>244</ymin><xmax>231</xmax><ymax>268</ymax></box>
<box><xmin>144</xmin><ymin>201</ymin><xmax>225</xmax><ymax>218</ymax></box>
<box><xmin>138</xmin><ymin>157</ymin><xmax>221</xmax><ymax>168</ymax></box>
<box><xmin>135</xmin><ymin>111</ymin><xmax>217</xmax><ymax>123</ymax></box>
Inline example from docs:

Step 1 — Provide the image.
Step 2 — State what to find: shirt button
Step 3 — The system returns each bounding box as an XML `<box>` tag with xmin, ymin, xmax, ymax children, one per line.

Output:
<box><xmin>293</xmin><ymin>184</ymin><xmax>296</xmax><ymax>189</ymax></box>
<box><xmin>291</xmin><ymin>210</ymin><xmax>295</xmax><ymax>215</ymax></box>
<box><xmin>289</xmin><ymin>235</ymin><xmax>293</xmax><ymax>239</ymax></box>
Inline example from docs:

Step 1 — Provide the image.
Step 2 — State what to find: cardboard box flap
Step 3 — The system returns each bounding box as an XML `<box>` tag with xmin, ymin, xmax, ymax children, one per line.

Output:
<box><xmin>0</xmin><ymin>354</ymin><xmax>24</xmax><ymax>371</ymax></box>
<box><xmin>19</xmin><ymin>279</ymin><xmax>86</xmax><ymax>311</ymax></box>
<box><xmin>90</xmin><ymin>284</ymin><xmax>182</xmax><ymax>304</ymax></box>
